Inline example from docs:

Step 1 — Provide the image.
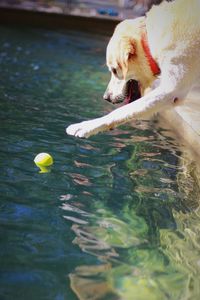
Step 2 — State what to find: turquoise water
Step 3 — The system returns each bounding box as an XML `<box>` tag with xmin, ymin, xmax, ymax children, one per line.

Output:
<box><xmin>1</xmin><ymin>26</ymin><xmax>200</xmax><ymax>300</ymax></box>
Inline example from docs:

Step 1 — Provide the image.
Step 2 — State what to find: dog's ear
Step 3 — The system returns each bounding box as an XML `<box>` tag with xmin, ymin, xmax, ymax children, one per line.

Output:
<box><xmin>121</xmin><ymin>37</ymin><xmax>136</xmax><ymax>78</ymax></box>
<box><xmin>125</xmin><ymin>38</ymin><xmax>136</xmax><ymax>62</ymax></box>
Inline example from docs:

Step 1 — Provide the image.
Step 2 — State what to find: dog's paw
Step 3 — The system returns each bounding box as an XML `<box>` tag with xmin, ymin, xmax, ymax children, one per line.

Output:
<box><xmin>66</xmin><ymin>118</ymin><xmax>107</xmax><ymax>138</ymax></box>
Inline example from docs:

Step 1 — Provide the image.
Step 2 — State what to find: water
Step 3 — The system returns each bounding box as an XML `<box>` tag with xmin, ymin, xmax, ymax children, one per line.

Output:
<box><xmin>0</xmin><ymin>26</ymin><xmax>200</xmax><ymax>300</ymax></box>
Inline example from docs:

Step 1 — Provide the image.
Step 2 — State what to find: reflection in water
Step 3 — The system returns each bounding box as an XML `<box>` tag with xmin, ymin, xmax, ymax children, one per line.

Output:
<box><xmin>61</xmin><ymin>123</ymin><xmax>200</xmax><ymax>300</ymax></box>
<box><xmin>70</xmin><ymin>264</ymin><xmax>118</xmax><ymax>300</ymax></box>
<box><xmin>160</xmin><ymin>151</ymin><xmax>200</xmax><ymax>300</ymax></box>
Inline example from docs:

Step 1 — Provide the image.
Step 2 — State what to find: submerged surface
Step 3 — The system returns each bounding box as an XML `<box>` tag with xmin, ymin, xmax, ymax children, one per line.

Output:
<box><xmin>0</xmin><ymin>26</ymin><xmax>200</xmax><ymax>300</ymax></box>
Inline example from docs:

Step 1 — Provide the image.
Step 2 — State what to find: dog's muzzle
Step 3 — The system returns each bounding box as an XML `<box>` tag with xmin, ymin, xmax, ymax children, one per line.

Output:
<box><xmin>103</xmin><ymin>80</ymin><xmax>141</xmax><ymax>105</ymax></box>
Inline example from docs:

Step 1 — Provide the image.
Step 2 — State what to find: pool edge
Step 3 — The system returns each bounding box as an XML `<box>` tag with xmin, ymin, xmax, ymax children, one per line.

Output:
<box><xmin>0</xmin><ymin>7</ymin><xmax>119</xmax><ymax>35</ymax></box>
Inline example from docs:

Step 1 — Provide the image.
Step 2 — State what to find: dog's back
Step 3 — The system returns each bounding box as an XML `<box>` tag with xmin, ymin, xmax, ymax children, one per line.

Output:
<box><xmin>146</xmin><ymin>0</ymin><xmax>200</xmax><ymax>61</ymax></box>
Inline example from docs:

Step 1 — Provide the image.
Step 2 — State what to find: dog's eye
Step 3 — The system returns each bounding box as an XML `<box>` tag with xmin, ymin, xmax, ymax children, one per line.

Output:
<box><xmin>111</xmin><ymin>68</ymin><xmax>117</xmax><ymax>76</ymax></box>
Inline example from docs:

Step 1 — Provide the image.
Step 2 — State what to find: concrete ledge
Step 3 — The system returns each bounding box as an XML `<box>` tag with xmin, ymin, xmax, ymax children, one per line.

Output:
<box><xmin>175</xmin><ymin>85</ymin><xmax>200</xmax><ymax>136</ymax></box>
<box><xmin>159</xmin><ymin>88</ymin><xmax>200</xmax><ymax>157</ymax></box>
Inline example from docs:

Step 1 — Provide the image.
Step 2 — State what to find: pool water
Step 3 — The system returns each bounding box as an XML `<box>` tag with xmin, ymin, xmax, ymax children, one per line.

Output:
<box><xmin>1</xmin><ymin>26</ymin><xmax>200</xmax><ymax>300</ymax></box>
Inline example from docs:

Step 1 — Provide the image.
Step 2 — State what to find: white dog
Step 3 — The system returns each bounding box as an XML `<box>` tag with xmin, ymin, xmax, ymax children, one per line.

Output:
<box><xmin>66</xmin><ymin>0</ymin><xmax>200</xmax><ymax>138</ymax></box>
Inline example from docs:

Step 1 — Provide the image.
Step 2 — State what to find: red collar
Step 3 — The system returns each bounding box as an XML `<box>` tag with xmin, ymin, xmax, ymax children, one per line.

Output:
<box><xmin>141</xmin><ymin>30</ymin><xmax>160</xmax><ymax>76</ymax></box>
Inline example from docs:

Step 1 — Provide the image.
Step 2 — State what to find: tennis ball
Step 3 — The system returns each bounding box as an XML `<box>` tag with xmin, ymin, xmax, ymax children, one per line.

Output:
<box><xmin>34</xmin><ymin>153</ymin><xmax>53</xmax><ymax>167</ymax></box>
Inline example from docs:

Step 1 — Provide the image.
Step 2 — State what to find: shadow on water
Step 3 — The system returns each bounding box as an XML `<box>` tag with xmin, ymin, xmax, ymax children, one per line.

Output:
<box><xmin>1</xmin><ymin>26</ymin><xmax>200</xmax><ymax>300</ymax></box>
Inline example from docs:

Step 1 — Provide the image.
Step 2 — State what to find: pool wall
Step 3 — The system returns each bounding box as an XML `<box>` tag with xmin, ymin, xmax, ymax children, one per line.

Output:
<box><xmin>0</xmin><ymin>7</ymin><xmax>119</xmax><ymax>36</ymax></box>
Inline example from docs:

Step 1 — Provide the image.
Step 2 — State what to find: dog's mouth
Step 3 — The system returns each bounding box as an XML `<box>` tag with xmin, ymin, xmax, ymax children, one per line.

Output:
<box><xmin>104</xmin><ymin>79</ymin><xmax>141</xmax><ymax>105</ymax></box>
<box><xmin>123</xmin><ymin>80</ymin><xmax>141</xmax><ymax>105</ymax></box>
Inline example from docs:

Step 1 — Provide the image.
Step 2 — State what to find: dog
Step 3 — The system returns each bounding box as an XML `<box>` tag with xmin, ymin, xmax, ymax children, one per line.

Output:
<box><xmin>66</xmin><ymin>0</ymin><xmax>200</xmax><ymax>138</ymax></box>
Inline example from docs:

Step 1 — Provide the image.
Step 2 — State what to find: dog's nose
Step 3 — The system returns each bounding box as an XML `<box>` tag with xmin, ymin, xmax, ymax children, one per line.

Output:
<box><xmin>103</xmin><ymin>91</ymin><xmax>112</xmax><ymax>102</ymax></box>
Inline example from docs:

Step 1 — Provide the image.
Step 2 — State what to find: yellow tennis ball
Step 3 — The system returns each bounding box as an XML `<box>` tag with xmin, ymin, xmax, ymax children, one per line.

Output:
<box><xmin>34</xmin><ymin>153</ymin><xmax>53</xmax><ymax>167</ymax></box>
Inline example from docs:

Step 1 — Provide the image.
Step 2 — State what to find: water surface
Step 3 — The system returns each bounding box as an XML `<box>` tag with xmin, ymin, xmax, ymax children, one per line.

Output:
<box><xmin>0</xmin><ymin>26</ymin><xmax>200</xmax><ymax>300</ymax></box>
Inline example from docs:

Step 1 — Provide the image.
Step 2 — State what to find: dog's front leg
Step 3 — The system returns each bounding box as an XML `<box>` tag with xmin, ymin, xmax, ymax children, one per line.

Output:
<box><xmin>66</xmin><ymin>58</ymin><xmax>195</xmax><ymax>139</ymax></box>
<box><xmin>66</xmin><ymin>115</ymin><xmax>112</xmax><ymax>138</ymax></box>
<box><xmin>66</xmin><ymin>87</ymin><xmax>175</xmax><ymax>138</ymax></box>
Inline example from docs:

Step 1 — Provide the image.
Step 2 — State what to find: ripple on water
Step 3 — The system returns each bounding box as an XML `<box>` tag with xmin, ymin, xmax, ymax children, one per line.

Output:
<box><xmin>1</xmin><ymin>27</ymin><xmax>200</xmax><ymax>300</ymax></box>
<box><xmin>61</xmin><ymin>124</ymin><xmax>200</xmax><ymax>300</ymax></box>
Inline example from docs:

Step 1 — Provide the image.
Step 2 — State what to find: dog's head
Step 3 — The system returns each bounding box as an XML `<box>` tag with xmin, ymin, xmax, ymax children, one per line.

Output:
<box><xmin>104</xmin><ymin>17</ymin><xmax>157</xmax><ymax>104</ymax></box>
